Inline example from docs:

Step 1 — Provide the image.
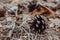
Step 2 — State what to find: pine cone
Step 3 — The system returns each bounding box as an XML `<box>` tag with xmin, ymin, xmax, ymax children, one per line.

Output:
<box><xmin>30</xmin><ymin>15</ymin><xmax>47</xmax><ymax>33</ymax></box>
